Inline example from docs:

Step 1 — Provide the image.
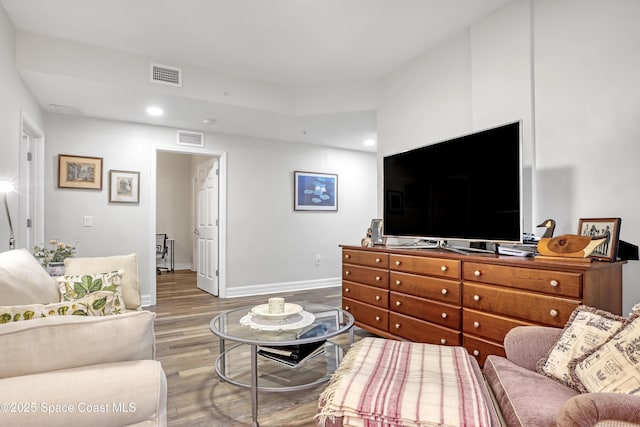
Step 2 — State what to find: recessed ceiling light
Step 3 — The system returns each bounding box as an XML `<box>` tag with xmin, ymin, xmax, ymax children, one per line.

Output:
<box><xmin>363</xmin><ymin>139</ymin><xmax>376</xmax><ymax>146</ymax></box>
<box><xmin>146</xmin><ymin>106</ymin><xmax>164</xmax><ymax>116</ymax></box>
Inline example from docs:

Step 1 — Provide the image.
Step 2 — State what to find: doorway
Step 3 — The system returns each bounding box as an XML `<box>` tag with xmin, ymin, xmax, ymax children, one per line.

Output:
<box><xmin>18</xmin><ymin>112</ymin><xmax>44</xmax><ymax>249</ymax></box>
<box><xmin>151</xmin><ymin>146</ymin><xmax>227</xmax><ymax>304</ymax></box>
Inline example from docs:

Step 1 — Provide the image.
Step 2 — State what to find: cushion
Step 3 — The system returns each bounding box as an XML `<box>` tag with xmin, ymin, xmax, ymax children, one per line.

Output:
<box><xmin>0</xmin><ymin>249</ymin><xmax>59</xmax><ymax>305</ymax></box>
<box><xmin>571</xmin><ymin>315</ymin><xmax>640</xmax><ymax>394</ymax></box>
<box><xmin>57</xmin><ymin>270</ymin><xmax>125</xmax><ymax>314</ymax></box>
<box><xmin>0</xmin><ymin>310</ymin><xmax>156</xmax><ymax>379</ymax></box>
<box><xmin>64</xmin><ymin>253</ymin><xmax>141</xmax><ymax>310</ymax></box>
<box><xmin>484</xmin><ymin>354</ymin><xmax>579</xmax><ymax>427</ymax></box>
<box><xmin>0</xmin><ymin>291</ymin><xmax>116</xmax><ymax>322</ymax></box>
<box><xmin>536</xmin><ymin>305</ymin><xmax>626</xmax><ymax>389</ymax></box>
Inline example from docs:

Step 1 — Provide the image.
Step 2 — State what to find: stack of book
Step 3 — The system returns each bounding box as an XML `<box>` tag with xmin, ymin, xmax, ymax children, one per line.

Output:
<box><xmin>257</xmin><ymin>341</ymin><xmax>326</xmax><ymax>367</ymax></box>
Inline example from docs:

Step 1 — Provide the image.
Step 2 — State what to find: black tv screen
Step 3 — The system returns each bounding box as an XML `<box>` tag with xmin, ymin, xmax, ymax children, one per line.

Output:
<box><xmin>383</xmin><ymin>121</ymin><xmax>522</xmax><ymax>243</ymax></box>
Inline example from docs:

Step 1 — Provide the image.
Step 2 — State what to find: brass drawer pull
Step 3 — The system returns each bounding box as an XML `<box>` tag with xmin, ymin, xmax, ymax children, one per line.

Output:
<box><xmin>345</xmin><ymin>270</ymin><xmax>351</xmax><ymax>275</ymax></box>
<box><xmin>473</xmin><ymin>321</ymin><xmax>480</xmax><ymax>328</ymax></box>
<box><xmin>550</xmin><ymin>309</ymin><xmax>559</xmax><ymax>318</ymax></box>
<box><xmin>395</xmin><ymin>260</ymin><xmax>401</xmax><ymax>266</ymax></box>
<box><xmin>345</xmin><ymin>306</ymin><xmax>350</xmax><ymax>311</ymax></box>
<box><xmin>375</xmin><ymin>276</ymin><xmax>382</xmax><ymax>281</ymax></box>
<box><xmin>375</xmin><ymin>295</ymin><xmax>381</xmax><ymax>301</ymax></box>
<box><xmin>440</xmin><ymin>338</ymin><xmax>447</xmax><ymax>345</ymax></box>
<box><xmin>441</xmin><ymin>265</ymin><xmax>448</xmax><ymax>272</ymax></box>
<box><xmin>396</xmin><ymin>280</ymin><xmax>402</xmax><ymax>286</ymax></box>
<box><xmin>550</xmin><ymin>280</ymin><xmax>559</xmax><ymax>287</ymax></box>
<box><xmin>375</xmin><ymin>258</ymin><xmax>382</xmax><ymax>263</ymax></box>
<box><xmin>473</xmin><ymin>294</ymin><xmax>481</xmax><ymax>302</ymax></box>
<box><xmin>345</xmin><ymin>288</ymin><xmax>350</xmax><ymax>293</ymax></box>
<box><xmin>474</xmin><ymin>270</ymin><xmax>481</xmax><ymax>277</ymax></box>
<box><xmin>441</xmin><ymin>288</ymin><xmax>448</xmax><ymax>295</ymax></box>
<box><xmin>473</xmin><ymin>350</ymin><xmax>480</xmax><ymax>357</ymax></box>
<box><xmin>345</xmin><ymin>254</ymin><xmax>351</xmax><ymax>259</ymax></box>
<box><xmin>375</xmin><ymin>316</ymin><xmax>381</xmax><ymax>321</ymax></box>
<box><xmin>395</xmin><ymin>301</ymin><xmax>402</xmax><ymax>306</ymax></box>
<box><xmin>395</xmin><ymin>323</ymin><xmax>401</xmax><ymax>329</ymax></box>
<box><xmin>441</xmin><ymin>312</ymin><xmax>448</xmax><ymax>319</ymax></box>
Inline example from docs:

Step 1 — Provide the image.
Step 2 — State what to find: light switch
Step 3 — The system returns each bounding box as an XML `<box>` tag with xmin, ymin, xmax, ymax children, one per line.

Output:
<box><xmin>83</xmin><ymin>216</ymin><xmax>93</xmax><ymax>227</ymax></box>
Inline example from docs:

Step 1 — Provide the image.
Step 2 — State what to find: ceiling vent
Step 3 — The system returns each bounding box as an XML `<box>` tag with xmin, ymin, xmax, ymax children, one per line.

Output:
<box><xmin>49</xmin><ymin>104</ymin><xmax>82</xmax><ymax>115</ymax></box>
<box><xmin>150</xmin><ymin>63</ymin><xmax>182</xmax><ymax>87</ymax></box>
<box><xmin>177</xmin><ymin>130</ymin><xmax>204</xmax><ymax>147</ymax></box>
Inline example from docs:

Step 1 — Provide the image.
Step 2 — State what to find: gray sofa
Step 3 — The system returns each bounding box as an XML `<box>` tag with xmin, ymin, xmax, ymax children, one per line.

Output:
<box><xmin>0</xmin><ymin>249</ymin><xmax>167</xmax><ymax>426</ymax></box>
<box><xmin>484</xmin><ymin>326</ymin><xmax>640</xmax><ymax>427</ymax></box>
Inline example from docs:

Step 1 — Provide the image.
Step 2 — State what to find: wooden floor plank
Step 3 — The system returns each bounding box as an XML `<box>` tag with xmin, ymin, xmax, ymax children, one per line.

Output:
<box><xmin>150</xmin><ymin>270</ymin><xmax>370</xmax><ymax>426</ymax></box>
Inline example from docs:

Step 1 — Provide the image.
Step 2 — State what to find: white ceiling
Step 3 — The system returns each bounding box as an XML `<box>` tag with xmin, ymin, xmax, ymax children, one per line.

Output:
<box><xmin>2</xmin><ymin>0</ymin><xmax>513</xmax><ymax>151</ymax></box>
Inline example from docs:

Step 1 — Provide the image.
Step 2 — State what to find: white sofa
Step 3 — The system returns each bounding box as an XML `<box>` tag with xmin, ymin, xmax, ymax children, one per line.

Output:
<box><xmin>0</xmin><ymin>249</ymin><xmax>167</xmax><ymax>426</ymax></box>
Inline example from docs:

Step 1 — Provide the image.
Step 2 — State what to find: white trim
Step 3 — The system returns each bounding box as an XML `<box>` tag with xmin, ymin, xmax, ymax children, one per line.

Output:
<box><xmin>224</xmin><ymin>277</ymin><xmax>341</xmax><ymax>299</ymax></box>
<box><xmin>150</xmin><ymin>144</ymin><xmax>227</xmax><ymax>306</ymax></box>
<box><xmin>18</xmin><ymin>111</ymin><xmax>45</xmax><ymax>249</ymax></box>
<box><xmin>140</xmin><ymin>294</ymin><xmax>152</xmax><ymax>307</ymax></box>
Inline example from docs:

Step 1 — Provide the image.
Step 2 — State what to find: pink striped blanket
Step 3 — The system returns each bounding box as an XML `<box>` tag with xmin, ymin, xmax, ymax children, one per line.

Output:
<box><xmin>317</xmin><ymin>338</ymin><xmax>492</xmax><ymax>427</ymax></box>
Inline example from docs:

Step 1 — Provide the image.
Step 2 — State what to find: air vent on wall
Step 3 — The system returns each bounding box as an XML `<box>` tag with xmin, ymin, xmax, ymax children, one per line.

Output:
<box><xmin>177</xmin><ymin>130</ymin><xmax>204</xmax><ymax>147</ymax></box>
<box><xmin>49</xmin><ymin>104</ymin><xmax>82</xmax><ymax>115</ymax></box>
<box><xmin>150</xmin><ymin>63</ymin><xmax>182</xmax><ymax>87</ymax></box>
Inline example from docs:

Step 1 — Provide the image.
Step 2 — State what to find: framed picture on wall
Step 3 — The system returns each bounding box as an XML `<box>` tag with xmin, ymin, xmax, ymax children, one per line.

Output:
<box><xmin>109</xmin><ymin>170</ymin><xmax>140</xmax><ymax>204</ymax></box>
<box><xmin>58</xmin><ymin>154</ymin><xmax>103</xmax><ymax>189</ymax></box>
<box><xmin>293</xmin><ymin>171</ymin><xmax>338</xmax><ymax>211</ymax></box>
<box><xmin>577</xmin><ymin>217</ymin><xmax>621</xmax><ymax>262</ymax></box>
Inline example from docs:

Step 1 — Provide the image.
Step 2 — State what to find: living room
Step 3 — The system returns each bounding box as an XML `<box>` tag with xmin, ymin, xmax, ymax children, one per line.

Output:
<box><xmin>1</xmin><ymin>0</ymin><xmax>640</xmax><ymax>426</ymax></box>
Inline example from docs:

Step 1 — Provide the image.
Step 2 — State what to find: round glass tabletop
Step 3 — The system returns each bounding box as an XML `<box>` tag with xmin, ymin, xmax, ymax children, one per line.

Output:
<box><xmin>210</xmin><ymin>302</ymin><xmax>354</xmax><ymax>346</ymax></box>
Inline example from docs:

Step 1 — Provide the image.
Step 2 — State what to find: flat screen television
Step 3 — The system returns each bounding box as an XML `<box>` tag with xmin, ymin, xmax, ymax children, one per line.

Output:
<box><xmin>383</xmin><ymin>121</ymin><xmax>522</xmax><ymax>245</ymax></box>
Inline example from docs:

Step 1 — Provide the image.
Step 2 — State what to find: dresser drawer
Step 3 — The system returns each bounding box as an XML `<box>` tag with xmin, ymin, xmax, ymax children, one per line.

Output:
<box><xmin>343</xmin><ymin>249</ymin><xmax>388</xmax><ymax>268</ymax></box>
<box><xmin>463</xmin><ymin>335</ymin><xmax>505</xmax><ymax>367</ymax></box>
<box><xmin>343</xmin><ymin>265</ymin><xmax>389</xmax><ymax>288</ymax></box>
<box><xmin>389</xmin><ymin>254</ymin><xmax>460</xmax><ymax>279</ymax></box>
<box><xmin>462</xmin><ymin>308</ymin><xmax>535</xmax><ymax>343</ymax></box>
<box><xmin>343</xmin><ymin>281</ymin><xmax>388</xmax><ymax>308</ymax></box>
<box><xmin>390</xmin><ymin>291</ymin><xmax>460</xmax><ymax>329</ymax></box>
<box><xmin>390</xmin><ymin>272</ymin><xmax>460</xmax><ymax>304</ymax></box>
<box><xmin>463</xmin><ymin>282</ymin><xmax>579</xmax><ymax>327</ymax></box>
<box><xmin>389</xmin><ymin>312</ymin><xmax>460</xmax><ymax>345</ymax></box>
<box><xmin>463</xmin><ymin>262</ymin><xmax>582</xmax><ymax>298</ymax></box>
<box><xmin>343</xmin><ymin>297</ymin><xmax>388</xmax><ymax>331</ymax></box>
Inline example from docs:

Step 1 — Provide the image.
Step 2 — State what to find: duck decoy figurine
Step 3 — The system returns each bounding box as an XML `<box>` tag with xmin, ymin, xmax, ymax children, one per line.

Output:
<box><xmin>537</xmin><ymin>234</ymin><xmax>607</xmax><ymax>258</ymax></box>
<box><xmin>536</xmin><ymin>219</ymin><xmax>556</xmax><ymax>238</ymax></box>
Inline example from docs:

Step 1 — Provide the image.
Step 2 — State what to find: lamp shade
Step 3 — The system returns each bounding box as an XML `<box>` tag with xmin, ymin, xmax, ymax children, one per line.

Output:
<box><xmin>0</xmin><ymin>181</ymin><xmax>14</xmax><ymax>193</ymax></box>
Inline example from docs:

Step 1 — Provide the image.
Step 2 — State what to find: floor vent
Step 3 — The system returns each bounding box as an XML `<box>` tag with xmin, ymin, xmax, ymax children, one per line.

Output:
<box><xmin>177</xmin><ymin>130</ymin><xmax>204</xmax><ymax>147</ymax></box>
<box><xmin>150</xmin><ymin>63</ymin><xmax>182</xmax><ymax>87</ymax></box>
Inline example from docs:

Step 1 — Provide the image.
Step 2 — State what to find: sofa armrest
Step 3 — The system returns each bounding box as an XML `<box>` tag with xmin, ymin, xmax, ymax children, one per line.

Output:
<box><xmin>0</xmin><ymin>311</ymin><xmax>156</xmax><ymax>379</ymax></box>
<box><xmin>503</xmin><ymin>326</ymin><xmax>562</xmax><ymax>371</ymax></box>
<box><xmin>557</xmin><ymin>393</ymin><xmax>640</xmax><ymax>427</ymax></box>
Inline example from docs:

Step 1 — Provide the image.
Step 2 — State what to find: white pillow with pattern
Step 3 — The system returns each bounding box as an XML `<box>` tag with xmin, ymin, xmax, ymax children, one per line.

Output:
<box><xmin>57</xmin><ymin>270</ymin><xmax>125</xmax><ymax>314</ymax></box>
<box><xmin>0</xmin><ymin>291</ymin><xmax>116</xmax><ymax>323</ymax></box>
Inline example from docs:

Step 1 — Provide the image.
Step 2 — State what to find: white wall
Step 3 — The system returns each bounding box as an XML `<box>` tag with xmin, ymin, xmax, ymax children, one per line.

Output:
<box><xmin>156</xmin><ymin>152</ymin><xmax>194</xmax><ymax>269</ymax></box>
<box><xmin>377</xmin><ymin>0</ymin><xmax>640</xmax><ymax>314</ymax></box>
<box><xmin>44</xmin><ymin>114</ymin><xmax>377</xmax><ymax>303</ymax></box>
<box><xmin>0</xmin><ymin>5</ymin><xmax>43</xmax><ymax>251</ymax></box>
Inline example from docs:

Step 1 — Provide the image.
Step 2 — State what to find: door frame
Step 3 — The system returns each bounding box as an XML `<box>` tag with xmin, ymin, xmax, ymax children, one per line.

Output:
<box><xmin>18</xmin><ymin>110</ymin><xmax>45</xmax><ymax>249</ymax></box>
<box><xmin>150</xmin><ymin>145</ymin><xmax>227</xmax><ymax>304</ymax></box>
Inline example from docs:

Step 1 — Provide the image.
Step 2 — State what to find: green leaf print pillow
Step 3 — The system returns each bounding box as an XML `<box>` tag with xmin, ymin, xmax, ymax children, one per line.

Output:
<box><xmin>0</xmin><ymin>291</ymin><xmax>116</xmax><ymax>323</ymax></box>
<box><xmin>57</xmin><ymin>270</ymin><xmax>125</xmax><ymax>314</ymax></box>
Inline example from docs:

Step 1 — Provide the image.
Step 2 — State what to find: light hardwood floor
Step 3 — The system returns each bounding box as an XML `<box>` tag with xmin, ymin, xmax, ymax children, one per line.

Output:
<box><xmin>150</xmin><ymin>270</ymin><xmax>368</xmax><ymax>427</ymax></box>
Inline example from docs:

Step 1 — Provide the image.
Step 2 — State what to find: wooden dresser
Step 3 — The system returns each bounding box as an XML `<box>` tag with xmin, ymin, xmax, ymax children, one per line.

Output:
<box><xmin>341</xmin><ymin>245</ymin><xmax>624</xmax><ymax>366</ymax></box>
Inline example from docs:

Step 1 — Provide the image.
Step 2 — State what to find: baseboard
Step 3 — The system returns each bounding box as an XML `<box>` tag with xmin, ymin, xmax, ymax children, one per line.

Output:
<box><xmin>141</xmin><ymin>294</ymin><xmax>152</xmax><ymax>307</ymax></box>
<box><xmin>225</xmin><ymin>277</ymin><xmax>342</xmax><ymax>298</ymax></box>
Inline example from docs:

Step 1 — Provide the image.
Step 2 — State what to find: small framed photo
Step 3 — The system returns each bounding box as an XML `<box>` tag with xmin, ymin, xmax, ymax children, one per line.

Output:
<box><xmin>109</xmin><ymin>170</ymin><xmax>140</xmax><ymax>204</ymax></box>
<box><xmin>369</xmin><ymin>219</ymin><xmax>385</xmax><ymax>245</ymax></box>
<box><xmin>578</xmin><ymin>217</ymin><xmax>622</xmax><ymax>262</ymax></box>
<box><xmin>293</xmin><ymin>171</ymin><xmax>338</xmax><ymax>211</ymax></box>
<box><xmin>58</xmin><ymin>154</ymin><xmax>103</xmax><ymax>189</ymax></box>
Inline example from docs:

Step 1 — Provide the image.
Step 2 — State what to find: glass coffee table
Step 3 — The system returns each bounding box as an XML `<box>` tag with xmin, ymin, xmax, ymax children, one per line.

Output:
<box><xmin>210</xmin><ymin>303</ymin><xmax>354</xmax><ymax>427</ymax></box>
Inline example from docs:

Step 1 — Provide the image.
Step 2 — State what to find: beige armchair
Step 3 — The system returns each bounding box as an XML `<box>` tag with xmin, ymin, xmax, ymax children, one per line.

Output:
<box><xmin>0</xmin><ymin>250</ymin><xmax>167</xmax><ymax>426</ymax></box>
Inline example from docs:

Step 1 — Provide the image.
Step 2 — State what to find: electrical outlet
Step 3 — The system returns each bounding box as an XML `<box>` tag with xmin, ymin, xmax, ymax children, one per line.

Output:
<box><xmin>315</xmin><ymin>254</ymin><xmax>321</xmax><ymax>266</ymax></box>
<box><xmin>83</xmin><ymin>216</ymin><xmax>93</xmax><ymax>227</ymax></box>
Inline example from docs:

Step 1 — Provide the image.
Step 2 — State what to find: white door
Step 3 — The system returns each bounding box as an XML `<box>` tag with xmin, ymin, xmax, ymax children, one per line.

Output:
<box><xmin>20</xmin><ymin>132</ymin><xmax>36</xmax><ymax>248</ymax></box>
<box><xmin>196</xmin><ymin>158</ymin><xmax>219</xmax><ymax>295</ymax></box>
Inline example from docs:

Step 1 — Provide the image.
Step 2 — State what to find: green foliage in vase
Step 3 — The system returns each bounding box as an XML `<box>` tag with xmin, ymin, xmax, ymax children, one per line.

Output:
<box><xmin>32</xmin><ymin>239</ymin><xmax>76</xmax><ymax>266</ymax></box>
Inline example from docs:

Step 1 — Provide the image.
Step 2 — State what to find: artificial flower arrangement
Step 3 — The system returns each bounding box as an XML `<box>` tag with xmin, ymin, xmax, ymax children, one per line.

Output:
<box><xmin>32</xmin><ymin>239</ymin><xmax>77</xmax><ymax>267</ymax></box>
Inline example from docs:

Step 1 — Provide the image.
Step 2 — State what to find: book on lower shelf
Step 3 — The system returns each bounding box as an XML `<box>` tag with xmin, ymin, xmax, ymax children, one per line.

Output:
<box><xmin>258</xmin><ymin>339</ymin><xmax>327</xmax><ymax>367</ymax></box>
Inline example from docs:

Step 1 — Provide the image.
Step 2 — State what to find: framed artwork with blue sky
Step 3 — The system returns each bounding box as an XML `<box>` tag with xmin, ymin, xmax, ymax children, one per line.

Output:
<box><xmin>294</xmin><ymin>171</ymin><xmax>338</xmax><ymax>211</ymax></box>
